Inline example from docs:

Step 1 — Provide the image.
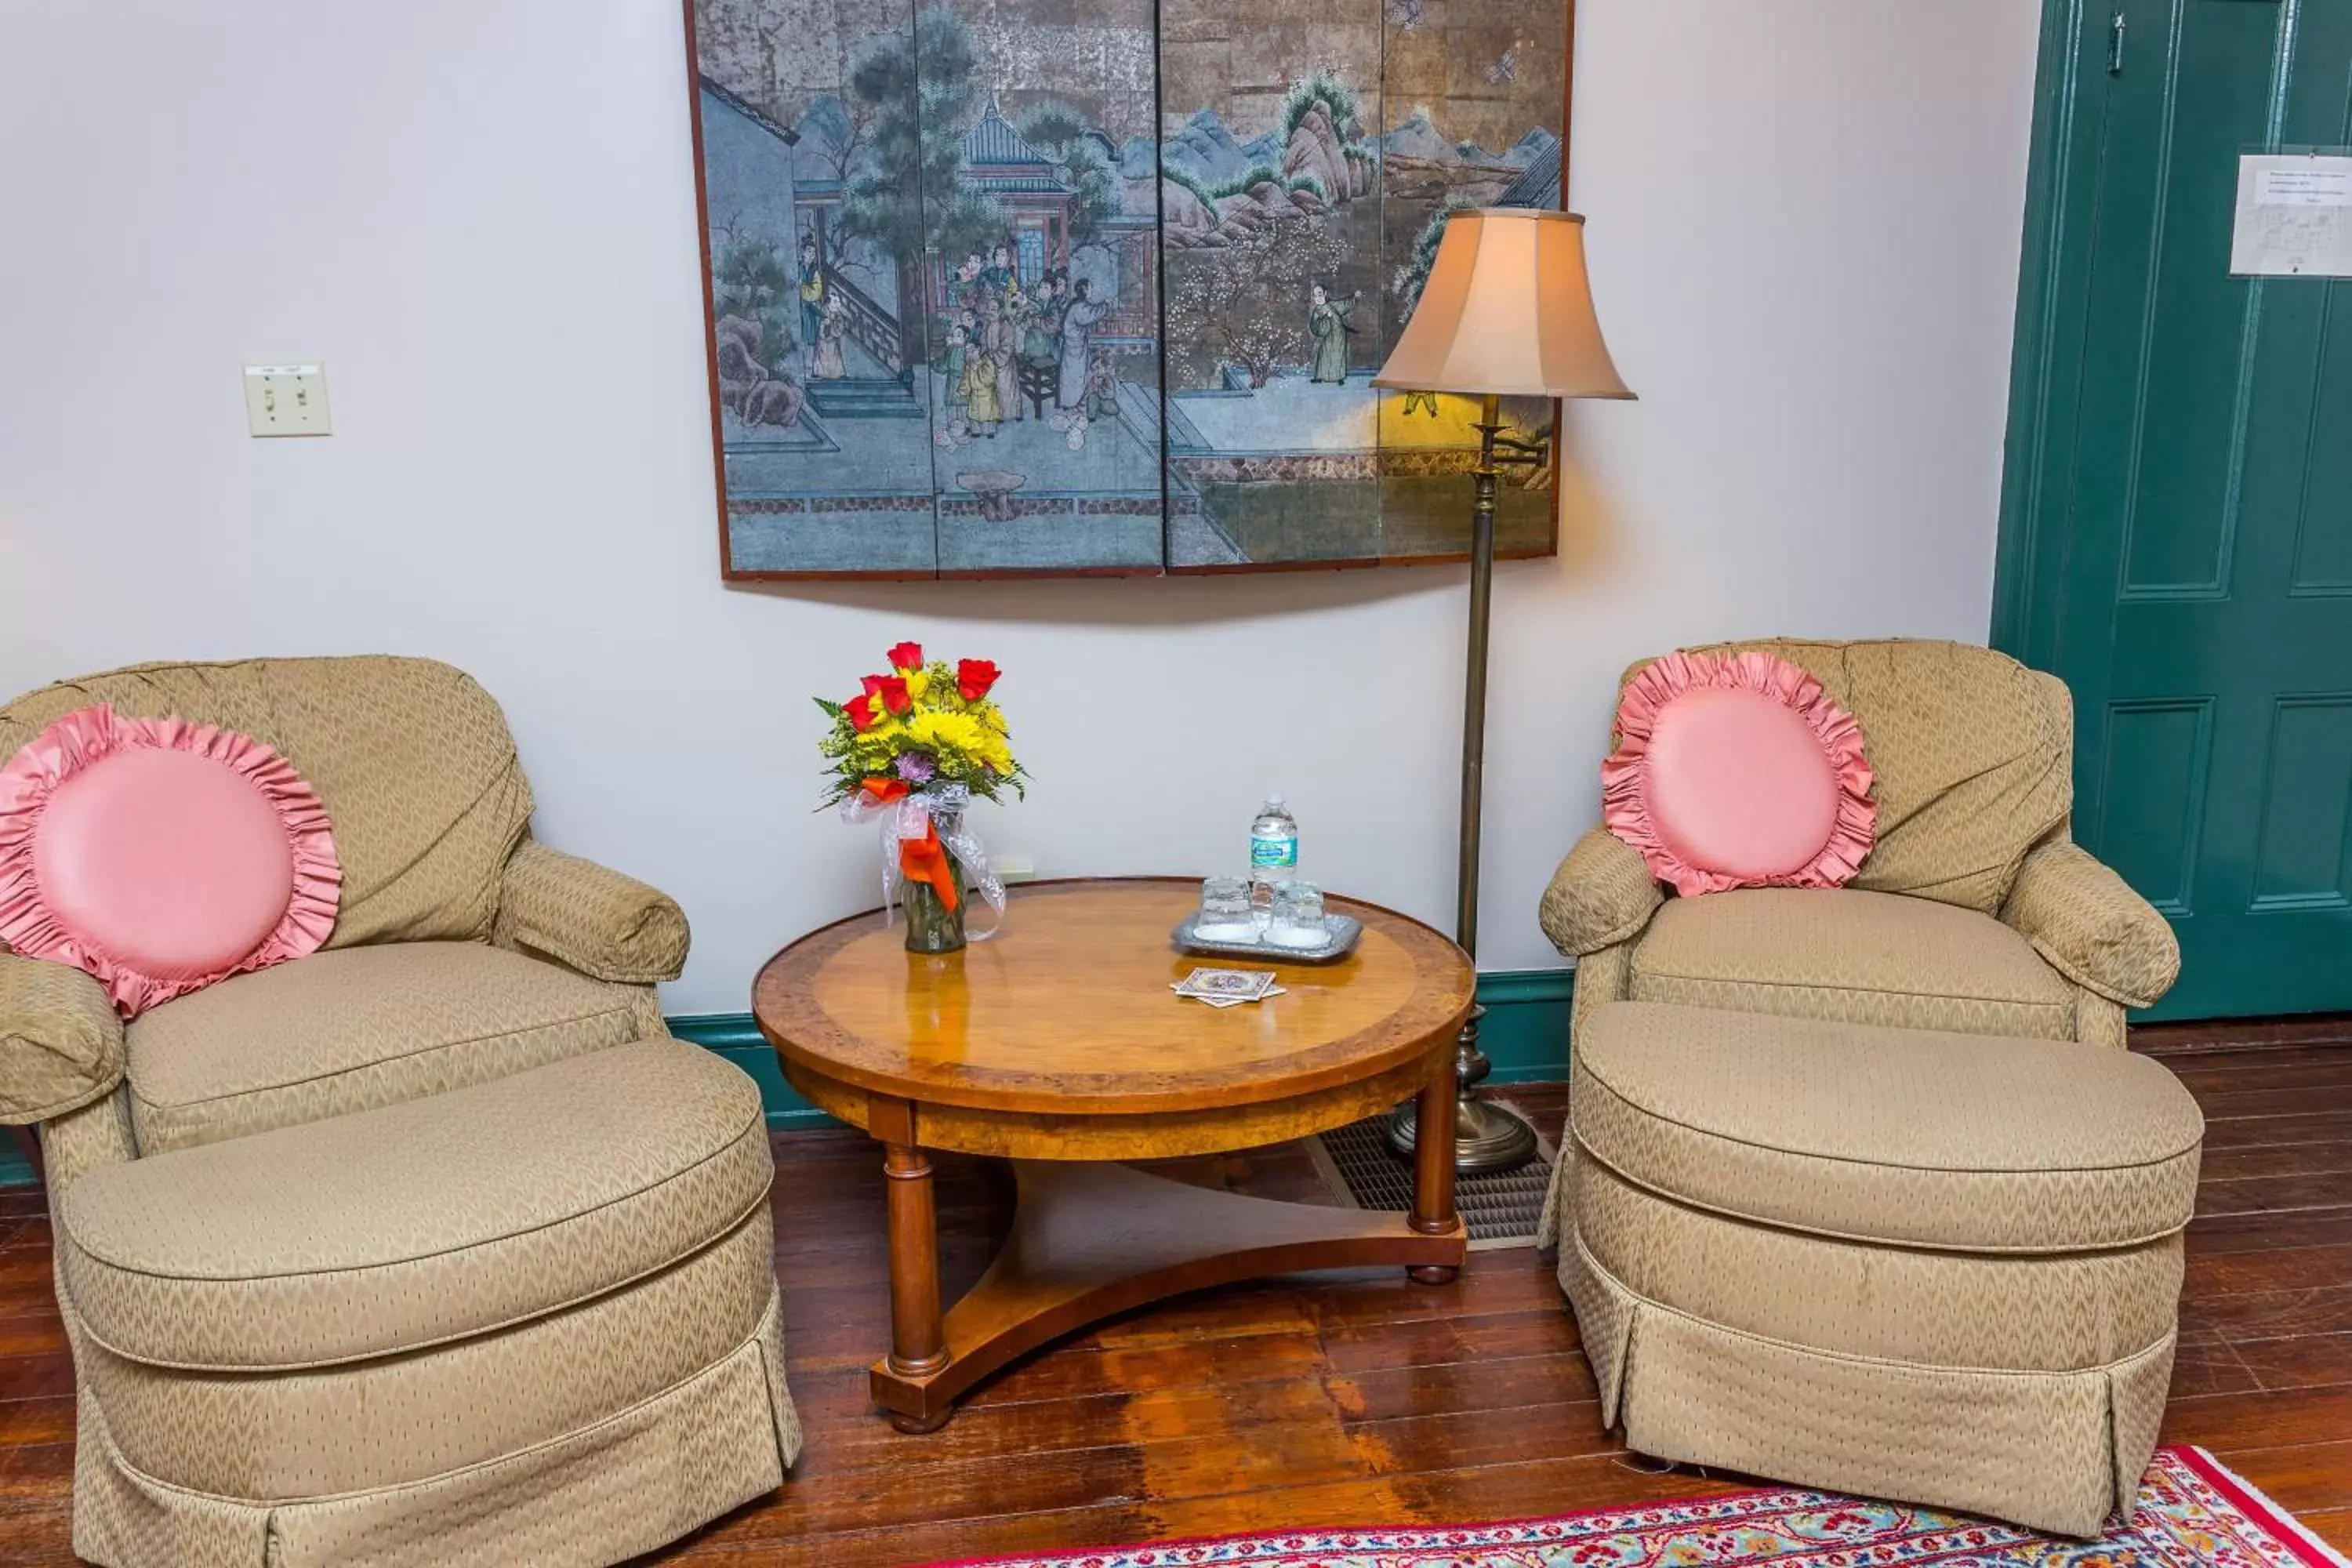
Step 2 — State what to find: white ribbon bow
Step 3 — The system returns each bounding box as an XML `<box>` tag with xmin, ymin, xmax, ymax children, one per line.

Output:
<box><xmin>839</xmin><ymin>782</ymin><xmax>1006</xmax><ymax>938</ymax></box>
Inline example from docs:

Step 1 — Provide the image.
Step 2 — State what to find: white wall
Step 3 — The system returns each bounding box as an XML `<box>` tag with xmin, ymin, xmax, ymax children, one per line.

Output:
<box><xmin>0</xmin><ymin>0</ymin><xmax>2042</xmax><ymax>1014</ymax></box>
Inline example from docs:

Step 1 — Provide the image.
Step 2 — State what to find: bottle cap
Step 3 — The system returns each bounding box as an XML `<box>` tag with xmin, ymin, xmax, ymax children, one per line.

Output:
<box><xmin>1266</xmin><ymin>793</ymin><xmax>1285</xmax><ymax>808</ymax></box>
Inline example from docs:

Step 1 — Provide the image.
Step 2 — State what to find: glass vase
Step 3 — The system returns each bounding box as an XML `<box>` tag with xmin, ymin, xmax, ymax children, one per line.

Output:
<box><xmin>902</xmin><ymin>839</ymin><xmax>968</xmax><ymax>954</ymax></box>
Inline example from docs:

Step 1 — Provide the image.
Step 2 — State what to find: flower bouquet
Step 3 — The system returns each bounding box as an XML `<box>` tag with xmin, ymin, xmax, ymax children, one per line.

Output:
<box><xmin>817</xmin><ymin>641</ymin><xmax>1027</xmax><ymax>953</ymax></box>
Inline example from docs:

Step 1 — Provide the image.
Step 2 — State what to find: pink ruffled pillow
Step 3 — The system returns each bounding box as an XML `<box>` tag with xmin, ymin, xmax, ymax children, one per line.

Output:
<box><xmin>0</xmin><ymin>706</ymin><xmax>339</xmax><ymax>1016</ymax></box>
<box><xmin>1602</xmin><ymin>652</ymin><xmax>1875</xmax><ymax>898</ymax></box>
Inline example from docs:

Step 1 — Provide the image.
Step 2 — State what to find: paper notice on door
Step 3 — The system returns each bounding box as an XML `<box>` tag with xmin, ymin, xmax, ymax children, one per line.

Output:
<box><xmin>2230</xmin><ymin>154</ymin><xmax>2352</xmax><ymax>277</ymax></box>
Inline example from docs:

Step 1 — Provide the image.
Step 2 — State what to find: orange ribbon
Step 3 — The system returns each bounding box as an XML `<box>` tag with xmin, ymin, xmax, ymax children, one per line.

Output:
<box><xmin>898</xmin><ymin>820</ymin><xmax>960</xmax><ymax>913</ymax></box>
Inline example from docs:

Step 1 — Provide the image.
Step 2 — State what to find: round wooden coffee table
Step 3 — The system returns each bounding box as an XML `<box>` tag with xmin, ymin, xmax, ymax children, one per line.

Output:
<box><xmin>753</xmin><ymin>877</ymin><xmax>1474</xmax><ymax>1432</ymax></box>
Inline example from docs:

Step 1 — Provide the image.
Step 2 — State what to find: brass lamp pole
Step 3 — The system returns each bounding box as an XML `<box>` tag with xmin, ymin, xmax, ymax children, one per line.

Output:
<box><xmin>1370</xmin><ymin>209</ymin><xmax>1633</xmax><ymax>1175</ymax></box>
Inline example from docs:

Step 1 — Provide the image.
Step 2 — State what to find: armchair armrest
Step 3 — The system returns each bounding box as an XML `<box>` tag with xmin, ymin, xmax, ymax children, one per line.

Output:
<box><xmin>493</xmin><ymin>839</ymin><xmax>690</xmax><ymax>985</ymax></box>
<box><xmin>0</xmin><ymin>953</ymin><xmax>125</xmax><ymax>1125</ymax></box>
<box><xmin>2000</xmin><ymin>837</ymin><xmax>2180</xmax><ymax>1009</ymax></box>
<box><xmin>1538</xmin><ymin>826</ymin><xmax>1664</xmax><ymax>957</ymax></box>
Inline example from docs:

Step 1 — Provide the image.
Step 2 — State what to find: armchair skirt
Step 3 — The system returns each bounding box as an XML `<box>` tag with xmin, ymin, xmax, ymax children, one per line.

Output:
<box><xmin>1555</xmin><ymin>1002</ymin><xmax>2204</xmax><ymax>1538</ymax></box>
<box><xmin>55</xmin><ymin>1040</ymin><xmax>801</xmax><ymax>1568</ymax></box>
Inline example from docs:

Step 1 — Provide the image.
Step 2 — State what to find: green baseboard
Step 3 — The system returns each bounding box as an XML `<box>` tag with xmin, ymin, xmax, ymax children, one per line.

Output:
<box><xmin>0</xmin><ymin>967</ymin><xmax>1575</xmax><ymax>1184</ymax></box>
<box><xmin>671</xmin><ymin>965</ymin><xmax>1575</xmax><ymax>1133</ymax></box>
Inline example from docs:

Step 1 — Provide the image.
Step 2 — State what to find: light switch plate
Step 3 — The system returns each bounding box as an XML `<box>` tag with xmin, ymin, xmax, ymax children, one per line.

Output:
<box><xmin>242</xmin><ymin>363</ymin><xmax>331</xmax><ymax>437</ymax></box>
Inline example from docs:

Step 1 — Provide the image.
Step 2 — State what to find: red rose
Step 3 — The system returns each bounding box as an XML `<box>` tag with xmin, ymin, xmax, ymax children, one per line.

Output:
<box><xmin>956</xmin><ymin>658</ymin><xmax>1000</xmax><ymax>702</ymax></box>
<box><xmin>862</xmin><ymin>673</ymin><xmax>912</xmax><ymax>715</ymax></box>
<box><xmin>845</xmin><ymin>693</ymin><xmax>879</xmax><ymax>732</ymax></box>
<box><xmin>886</xmin><ymin>641</ymin><xmax>924</xmax><ymax>673</ymax></box>
<box><xmin>861</xmin><ymin>776</ymin><xmax>909</xmax><ymax>803</ymax></box>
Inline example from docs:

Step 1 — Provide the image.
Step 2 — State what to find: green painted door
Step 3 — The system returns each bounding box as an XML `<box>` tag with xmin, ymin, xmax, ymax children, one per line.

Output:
<box><xmin>1997</xmin><ymin>0</ymin><xmax>2352</xmax><ymax>1019</ymax></box>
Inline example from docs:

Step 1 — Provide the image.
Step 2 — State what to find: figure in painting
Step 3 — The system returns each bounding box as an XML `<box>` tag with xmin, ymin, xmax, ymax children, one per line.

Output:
<box><xmin>979</xmin><ymin>244</ymin><xmax>1016</xmax><ymax>297</ymax></box>
<box><xmin>1019</xmin><ymin>270</ymin><xmax>1065</xmax><ymax>421</ymax></box>
<box><xmin>993</xmin><ymin>288</ymin><xmax>1024</xmax><ymax>423</ymax></box>
<box><xmin>963</xmin><ymin>332</ymin><xmax>1003</xmax><ymax>437</ymax></box>
<box><xmin>797</xmin><ymin>234</ymin><xmax>826</xmax><ymax>368</ymax></box>
<box><xmin>1400</xmin><ymin>389</ymin><xmax>1439</xmax><ymax>416</ymax></box>
<box><xmin>1058</xmin><ymin>278</ymin><xmax>1112</xmax><ymax>412</ymax></box>
<box><xmin>1307</xmin><ymin>282</ymin><xmax>1360</xmax><ymax>384</ymax></box>
<box><xmin>936</xmin><ymin>321</ymin><xmax>973</xmax><ymax>447</ymax></box>
<box><xmin>811</xmin><ymin>293</ymin><xmax>849</xmax><ymax>379</ymax></box>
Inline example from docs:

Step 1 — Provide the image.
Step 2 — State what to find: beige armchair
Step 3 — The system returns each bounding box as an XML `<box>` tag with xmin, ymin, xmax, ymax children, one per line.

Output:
<box><xmin>1537</xmin><ymin>637</ymin><xmax>2180</xmax><ymax>1240</ymax></box>
<box><xmin>0</xmin><ymin>656</ymin><xmax>798</xmax><ymax>1568</ymax></box>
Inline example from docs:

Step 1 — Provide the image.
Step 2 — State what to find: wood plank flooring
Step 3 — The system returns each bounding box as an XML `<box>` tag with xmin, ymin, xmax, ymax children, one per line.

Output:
<box><xmin>0</xmin><ymin>1022</ymin><xmax>2346</xmax><ymax>1564</ymax></box>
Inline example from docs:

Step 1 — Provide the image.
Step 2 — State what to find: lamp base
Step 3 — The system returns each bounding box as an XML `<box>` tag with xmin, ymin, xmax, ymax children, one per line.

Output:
<box><xmin>1385</xmin><ymin>1004</ymin><xmax>1541</xmax><ymax>1176</ymax></box>
<box><xmin>1385</xmin><ymin>1092</ymin><xmax>1539</xmax><ymax>1176</ymax></box>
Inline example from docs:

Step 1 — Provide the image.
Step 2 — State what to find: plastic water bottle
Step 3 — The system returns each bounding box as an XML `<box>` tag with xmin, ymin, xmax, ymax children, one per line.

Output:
<box><xmin>1249</xmin><ymin>794</ymin><xmax>1299</xmax><ymax>917</ymax></box>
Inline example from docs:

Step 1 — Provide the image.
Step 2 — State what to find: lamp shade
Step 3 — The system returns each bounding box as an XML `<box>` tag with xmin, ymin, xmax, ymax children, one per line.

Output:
<box><xmin>1372</xmin><ymin>209</ymin><xmax>1633</xmax><ymax>400</ymax></box>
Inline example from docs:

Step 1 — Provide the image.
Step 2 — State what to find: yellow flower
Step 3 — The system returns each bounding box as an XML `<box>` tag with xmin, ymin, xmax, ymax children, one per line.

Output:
<box><xmin>905</xmin><ymin>666</ymin><xmax>932</xmax><ymax>702</ymax></box>
<box><xmin>906</xmin><ymin>709</ymin><xmax>985</xmax><ymax>758</ymax></box>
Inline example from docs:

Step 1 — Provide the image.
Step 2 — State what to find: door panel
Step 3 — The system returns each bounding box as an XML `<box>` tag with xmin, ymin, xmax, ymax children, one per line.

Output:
<box><xmin>2097</xmin><ymin>699</ymin><xmax>2214</xmax><ymax>915</ymax></box>
<box><xmin>2250</xmin><ymin>696</ymin><xmax>2352</xmax><ymax>910</ymax></box>
<box><xmin>1998</xmin><ymin>0</ymin><xmax>2352</xmax><ymax>1018</ymax></box>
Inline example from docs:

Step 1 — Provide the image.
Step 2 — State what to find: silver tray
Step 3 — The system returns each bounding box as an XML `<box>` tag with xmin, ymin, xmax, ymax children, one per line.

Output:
<box><xmin>1171</xmin><ymin>910</ymin><xmax>1363</xmax><ymax>964</ymax></box>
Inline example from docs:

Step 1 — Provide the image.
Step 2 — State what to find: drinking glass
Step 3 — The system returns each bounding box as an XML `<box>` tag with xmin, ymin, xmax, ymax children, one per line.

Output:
<box><xmin>1266</xmin><ymin>880</ymin><xmax>1328</xmax><ymax>949</ymax></box>
<box><xmin>1193</xmin><ymin>876</ymin><xmax>1259</xmax><ymax>942</ymax></box>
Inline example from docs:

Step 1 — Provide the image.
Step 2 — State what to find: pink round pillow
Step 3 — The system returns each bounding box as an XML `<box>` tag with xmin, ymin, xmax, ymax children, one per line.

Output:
<box><xmin>0</xmin><ymin>706</ymin><xmax>339</xmax><ymax>1016</ymax></box>
<box><xmin>1602</xmin><ymin>652</ymin><xmax>1875</xmax><ymax>898</ymax></box>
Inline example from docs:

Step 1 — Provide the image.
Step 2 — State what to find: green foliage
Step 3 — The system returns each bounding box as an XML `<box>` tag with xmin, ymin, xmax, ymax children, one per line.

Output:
<box><xmin>1162</xmin><ymin>162</ymin><xmax>1219</xmax><ymax>212</ymax></box>
<box><xmin>1016</xmin><ymin>102</ymin><xmax>1087</xmax><ymax>152</ymax></box>
<box><xmin>840</xmin><ymin>5</ymin><xmax>1004</xmax><ymax>268</ymax></box>
<box><xmin>1017</xmin><ymin>103</ymin><xmax>1116</xmax><ymax>246</ymax></box>
<box><xmin>1205</xmin><ymin>165</ymin><xmax>1329</xmax><ymax>209</ymax></box>
<box><xmin>1208</xmin><ymin>162</ymin><xmax>1285</xmax><ymax>200</ymax></box>
<box><xmin>713</xmin><ymin>234</ymin><xmax>800</xmax><ymax>371</ymax></box>
<box><xmin>1280</xmin><ymin>70</ymin><xmax>1359</xmax><ymax>140</ymax></box>
<box><xmin>1393</xmin><ymin>196</ymin><xmax>1476</xmax><ymax>316</ymax></box>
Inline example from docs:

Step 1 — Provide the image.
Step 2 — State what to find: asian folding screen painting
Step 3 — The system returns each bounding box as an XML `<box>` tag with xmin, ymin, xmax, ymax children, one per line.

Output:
<box><xmin>688</xmin><ymin>0</ymin><xmax>1569</xmax><ymax>577</ymax></box>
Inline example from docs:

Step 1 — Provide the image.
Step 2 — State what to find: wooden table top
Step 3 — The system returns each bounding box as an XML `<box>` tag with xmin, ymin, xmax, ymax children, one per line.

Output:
<box><xmin>752</xmin><ymin>878</ymin><xmax>1474</xmax><ymax>1117</ymax></box>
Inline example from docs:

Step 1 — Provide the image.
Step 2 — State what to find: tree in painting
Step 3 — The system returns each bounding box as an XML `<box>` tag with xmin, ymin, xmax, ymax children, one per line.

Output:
<box><xmin>1165</xmin><ymin>214</ymin><xmax>1349</xmax><ymax>390</ymax></box>
<box><xmin>1015</xmin><ymin>103</ymin><xmax>1118</xmax><ymax>249</ymax></box>
<box><xmin>840</xmin><ymin>5</ymin><xmax>1004</xmax><ymax>303</ymax></box>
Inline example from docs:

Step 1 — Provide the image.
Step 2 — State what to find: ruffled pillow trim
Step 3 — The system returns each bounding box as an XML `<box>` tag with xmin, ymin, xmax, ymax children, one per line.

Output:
<box><xmin>1601</xmin><ymin>651</ymin><xmax>1876</xmax><ymax>899</ymax></box>
<box><xmin>0</xmin><ymin>704</ymin><xmax>340</xmax><ymax>1016</ymax></box>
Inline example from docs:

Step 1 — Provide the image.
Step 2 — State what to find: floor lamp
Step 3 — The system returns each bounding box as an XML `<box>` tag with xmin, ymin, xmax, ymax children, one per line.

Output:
<box><xmin>1373</xmin><ymin>208</ymin><xmax>1634</xmax><ymax>1174</ymax></box>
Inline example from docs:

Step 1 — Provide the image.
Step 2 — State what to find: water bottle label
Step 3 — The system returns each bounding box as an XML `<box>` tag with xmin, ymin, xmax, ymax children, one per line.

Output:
<box><xmin>1250</xmin><ymin>833</ymin><xmax>1298</xmax><ymax>869</ymax></box>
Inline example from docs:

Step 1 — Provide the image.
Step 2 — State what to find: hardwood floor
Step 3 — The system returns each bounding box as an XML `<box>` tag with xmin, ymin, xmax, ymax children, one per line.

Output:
<box><xmin>0</xmin><ymin>1023</ymin><xmax>2347</xmax><ymax>1564</ymax></box>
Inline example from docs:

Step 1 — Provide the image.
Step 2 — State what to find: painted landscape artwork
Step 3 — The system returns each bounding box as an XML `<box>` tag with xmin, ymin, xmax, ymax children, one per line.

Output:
<box><xmin>689</xmin><ymin>0</ymin><xmax>1569</xmax><ymax>577</ymax></box>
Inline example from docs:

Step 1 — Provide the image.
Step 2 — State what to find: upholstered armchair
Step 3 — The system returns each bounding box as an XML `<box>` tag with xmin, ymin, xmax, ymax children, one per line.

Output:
<box><xmin>0</xmin><ymin>656</ymin><xmax>797</xmax><ymax>1568</ymax></box>
<box><xmin>1536</xmin><ymin>637</ymin><xmax>2180</xmax><ymax>1239</ymax></box>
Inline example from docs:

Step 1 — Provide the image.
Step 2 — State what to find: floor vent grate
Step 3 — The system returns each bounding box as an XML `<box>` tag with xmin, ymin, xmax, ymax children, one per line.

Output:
<box><xmin>1309</xmin><ymin>1104</ymin><xmax>1555</xmax><ymax>1249</ymax></box>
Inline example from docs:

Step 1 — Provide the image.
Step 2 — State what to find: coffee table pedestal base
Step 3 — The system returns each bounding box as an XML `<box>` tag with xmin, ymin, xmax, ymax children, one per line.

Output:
<box><xmin>869</xmin><ymin>1160</ymin><xmax>1467</xmax><ymax>1432</ymax></box>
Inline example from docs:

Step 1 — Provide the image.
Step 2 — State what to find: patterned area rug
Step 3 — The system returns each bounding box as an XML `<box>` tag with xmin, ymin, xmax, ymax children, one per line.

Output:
<box><xmin>931</xmin><ymin>1448</ymin><xmax>2347</xmax><ymax>1566</ymax></box>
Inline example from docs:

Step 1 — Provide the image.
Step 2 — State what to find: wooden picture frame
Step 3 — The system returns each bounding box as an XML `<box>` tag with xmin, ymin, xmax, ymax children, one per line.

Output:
<box><xmin>685</xmin><ymin>0</ymin><xmax>1575</xmax><ymax>580</ymax></box>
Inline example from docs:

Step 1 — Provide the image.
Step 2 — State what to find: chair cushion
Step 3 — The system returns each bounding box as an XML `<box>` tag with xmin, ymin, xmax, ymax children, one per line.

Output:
<box><xmin>57</xmin><ymin>1038</ymin><xmax>771</xmax><ymax>1370</ymax></box>
<box><xmin>0</xmin><ymin>705</ymin><xmax>339</xmax><ymax>1016</ymax></box>
<box><xmin>0</xmin><ymin>655</ymin><xmax>533</xmax><ymax>951</ymax></box>
<box><xmin>1571</xmin><ymin>1001</ymin><xmax>2204</xmax><ymax>1251</ymax></box>
<box><xmin>1634</xmin><ymin>640</ymin><xmax>2073</xmax><ymax>913</ymax></box>
<box><xmin>125</xmin><ymin>941</ymin><xmax>644</xmax><ymax>1153</ymax></box>
<box><xmin>1602</xmin><ymin>651</ymin><xmax>1874</xmax><ymax>897</ymax></box>
<box><xmin>1628</xmin><ymin>886</ymin><xmax>2078</xmax><ymax>1040</ymax></box>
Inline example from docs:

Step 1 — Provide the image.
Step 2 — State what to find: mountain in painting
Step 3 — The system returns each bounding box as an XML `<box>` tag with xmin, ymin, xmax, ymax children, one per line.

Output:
<box><xmin>1162</xmin><ymin>108</ymin><xmax>1251</xmax><ymax>187</ymax></box>
<box><xmin>1379</xmin><ymin>111</ymin><xmax>1457</xmax><ymax>163</ymax></box>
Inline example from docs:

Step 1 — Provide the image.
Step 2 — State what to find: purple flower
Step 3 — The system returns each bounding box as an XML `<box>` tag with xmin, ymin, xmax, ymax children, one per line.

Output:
<box><xmin>894</xmin><ymin>753</ymin><xmax>935</xmax><ymax>782</ymax></box>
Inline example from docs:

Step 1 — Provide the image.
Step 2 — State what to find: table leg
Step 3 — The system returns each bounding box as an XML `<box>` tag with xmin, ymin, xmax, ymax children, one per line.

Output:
<box><xmin>1408</xmin><ymin>1047</ymin><xmax>1461</xmax><ymax>1283</ymax></box>
<box><xmin>882</xmin><ymin>1141</ymin><xmax>951</xmax><ymax>1430</ymax></box>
